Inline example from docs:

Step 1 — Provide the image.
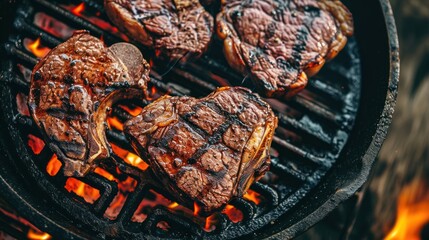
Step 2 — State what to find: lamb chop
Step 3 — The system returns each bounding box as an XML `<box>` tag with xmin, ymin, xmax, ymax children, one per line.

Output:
<box><xmin>28</xmin><ymin>30</ymin><xmax>150</xmax><ymax>177</ymax></box>
<box><xmin>104</xmin><ymin>0</ymin><xmax>214</xmax><ymax>61</ymax></box>
<box><xmin>217</xmin><ymin>0</ymin><xmax>354</xmax><ymax>98</ymax></box>
<box><xmin>124</xmin><ymin>87</ymin><xmax>278</xmax><ymax>213</ymax></box>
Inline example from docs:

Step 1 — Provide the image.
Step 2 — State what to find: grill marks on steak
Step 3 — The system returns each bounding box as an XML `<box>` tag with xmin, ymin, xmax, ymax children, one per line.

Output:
<box><xmin>105</xmin><ymin>0</ymin><xmax>214</xmax><ymax>61</ymax></box>
<box><xmin>124</xmin><ymin>87</ymin><xmax>278</xmax><ymax>213</ymax></box>
<box><xmin>217</xmin><ymin>0</ymin><xmax>354</xmax><ymax>98</ymax></box>
<box><xmin>28</xmin><ymin>31</ymin><xmax>150</xmax><ymax>176</ymax></box>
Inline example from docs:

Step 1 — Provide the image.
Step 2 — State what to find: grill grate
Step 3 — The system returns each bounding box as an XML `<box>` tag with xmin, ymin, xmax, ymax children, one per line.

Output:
<box><xmin>0</xmin><ymin>0</ymin><xmax>361</xmax><ymax>238</ymax></box>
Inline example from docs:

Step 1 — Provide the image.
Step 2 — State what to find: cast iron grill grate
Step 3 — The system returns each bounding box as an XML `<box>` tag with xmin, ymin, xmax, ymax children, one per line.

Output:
<box><xmin>0</xmin><ymin>0</ymin><xmax>361</xmax><ymax>239</ymax></box>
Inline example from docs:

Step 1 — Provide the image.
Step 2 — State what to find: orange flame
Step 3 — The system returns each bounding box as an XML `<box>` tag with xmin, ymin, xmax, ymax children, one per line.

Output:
<box><xmin>64</xmin><ymin>178</ymin><xmax>100</xmax><ymax>204</ymax></box>
<box><xmin>194</xmin><ymin>202</ymin><xmax>201</xmax><ymax>216</ymax></box>
<box><xmin>385</xmin><ymin>179</ymin><xmax>429</xmax><ymax>240</ymax></box>
<box><xmin>28</xmin><ymin>134</ymin><xmax>45</xmax><ymax>155</ymax></box>
<box><xmin>93</xmin><ymin>166</ymin><xmax>137</xmax><ymax>219</ymax></box>
<box><xmin>145</xmin><ymin>86</ymin><xmax>159</xmax><ymax>101</ymax></box>
<box><xmin>46</xmin><ymin>154</ymin><xmax>62</xmax><ymax>176</ymax></box>
<box><xmin>26</xmin><ymin>38</ymin><xmax>50</xmax><ymax>58</ymax></box>
<box><xmin>222</xmin><ymin>204</ymin><xmax>244</xmax><ymax>223</ymax></box>
<box><xmin>27</xmin><ymin>229</ymin><xmax>52</xmax><ymax>240</ymax></box>
<box><xmin>72</xmin><ymin>3</ymin><xmax>85</xmax><ymax>16</ymax></box>
<box><xmin>104</xmin><ymin>193</ymin><xmax>127</xmax><ymax>220</ymax></box>
<box><xmin>124</xmin><ymin>152</ymin><xmax>149</xmax><ymax>171</ymax></box>
<box><xmin>107</xmin><ymin>116</ymin><xmax>124</xmax><ymax>131</ymax></box>
<box><xmin>119</xmin><ymin>104</ymin><xmax>143</xmax><ymax>117</ymax></box>
<box><xmin>204</xmin><ymin>214</ymin><xmax>217</xmax><ymax>232</ymax></box>
<box><xmin>94</xmin><ymin>167</ymin><xmax>115</xmax><ymax>181</ymax></box>
<box><xmin>111</xmin><ymin>144</ymin><xmax>149</xmax><ymax>171</ymax></box>
<box><xmin>168</xmin><ymin>202</ymin><xmax>179</xmax><ymax>209</ymax></box>
<box><xmin>243</xmin><ymin>189</ymin><xmax>263</xmax><ymax>205</ymax></box>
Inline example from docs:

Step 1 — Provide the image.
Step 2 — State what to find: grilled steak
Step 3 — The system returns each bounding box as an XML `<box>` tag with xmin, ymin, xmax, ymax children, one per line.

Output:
<box><xmin>28</xmin><ymin>31</ymin><xmax>150</xmax><ymax>176</ymax></box>
<box><xmin>105</xmin><ymin>0</ymin><xmax>214</xmax><ymax>61</ymax></box>
<box><xmin>124</xmin><ymin>87</ymin><xmax>278</xmax><ymax>213</ymax></box>
<box><xmin>217</xmin><ymin>0</ymin><xmax>354</xmax><ymax>98</ymax></box>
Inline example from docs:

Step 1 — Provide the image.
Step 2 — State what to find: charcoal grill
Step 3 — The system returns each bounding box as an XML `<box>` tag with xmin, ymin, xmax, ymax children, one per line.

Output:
<box><xmin>0</xmin><ymin>0</ymin><xmax>399</xmax><ymax>239</ymax></box>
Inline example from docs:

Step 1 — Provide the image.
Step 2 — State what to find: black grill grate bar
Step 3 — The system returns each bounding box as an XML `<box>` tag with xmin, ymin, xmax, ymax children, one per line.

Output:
<box><xmin>3</xmin><ymin>41</ymin><xmax>38</xmax><ymax>67</ymax></box>
<box><xmin>13</xmin><ymin>17</ymin><xmax>62</xmax><ymax>47</ymax></box>
<box><xmin>307</xmin><ymin>78</ymin><xmax>345</xmax><ymax>102</ymax></box>
<box><xmin>32</xmin><ymin>0</ymin><xmax>122</xmax><ymax>45</ymax></box>
<box><xmin>170</xmin><ymin>67</ymin><xmax>218</xmax><ymax>92</ymax></box>
<box><xmin>229</xmin><ymin>198</ymin><xmax>255</xmax><ymax>220</ymax></box>
<box><xmin>143</xmin><ymin>207</ymin><xmax>204</xmax><ymax>237</ymax></box>
<box><xmin>270</xmin><ymin>158</ymin><xmax>309</xmax><ymax>182</ymax></box>
<box><xmin>272</xmin><ymin>136</ymin><xmax>331</xmax><ymax>168</ymax></box>
<box><xmin>276</xmin><ymin>112</ymin><xmax>333</xmax><ymax>145</ymax></box>
<box><xmin>85</xmin><ymin>173</ymin><xmax>119</xmax><ymax>214</ymax></box>
<box><xmin>251</xmin><ymin>182</ymin><xmax>279</xmax><ymax>207</ymax></box>
<box><xmin>289</xmin><ymin>96</ymin><xmax>339</xmax><ymax>123</ymax></box>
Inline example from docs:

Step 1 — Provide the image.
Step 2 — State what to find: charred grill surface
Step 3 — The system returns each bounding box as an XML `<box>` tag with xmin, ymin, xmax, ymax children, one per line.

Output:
<box><xmin>217</xmin><ymin>0</ymin><xmax>354</xmax><ymax>98</ymax></box>
<box><xmin>124</xmin><ymin>87</ymin><xmax>278</xmax><ymax>213</ymax></box>
<box><xmin>105</xmin><ymin>0</ymin><xmax>214</xmax><ymax>61</ymax></box>
<box><xmin>28</xmin><ymin>31</ymin><xmax>150</xmax><ymax>176</ymax></box>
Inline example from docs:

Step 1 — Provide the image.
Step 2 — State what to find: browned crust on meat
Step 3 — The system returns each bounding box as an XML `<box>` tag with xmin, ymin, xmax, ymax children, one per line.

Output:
<box><xmin>217</xmin><ymin>0</ymin><xmax>354</xmax><ymax>99</ymax></box>
<box><xmin>28</xmin><ymin>30</ymin><xmax>150</xmax><ymax>176</ymax></box>
<box><xmin>105</xmin><ymin>0</ymin><xmax>214</xmax><ymax>61</ymax></box>
<box><xmin>124</xmin><ymin>87</ymin><xmax>278</xmax><ymax>213</ymax></box>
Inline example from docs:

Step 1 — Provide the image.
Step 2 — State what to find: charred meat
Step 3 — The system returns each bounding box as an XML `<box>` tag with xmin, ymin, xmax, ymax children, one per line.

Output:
<box><xmin>28</xmin><ymin>31</ymin><xmax>150</xmax><ymax>176</ymax></box>
<box><xmin>124</xmin><ymin>87</ymin><xmax>278</xmax><ymax>213</ymax></box>
<box><xmin>217</xmin><ymin>0</ymin><xmax>354</xmax><ymax>98</ymax></box>
<box><xmin>105</xmin><ymin>0</ymin><xmax>214</xmax><ymax>61</ymax></box>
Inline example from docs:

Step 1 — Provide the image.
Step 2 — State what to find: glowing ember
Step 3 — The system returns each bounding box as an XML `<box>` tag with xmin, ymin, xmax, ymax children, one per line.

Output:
<box><xmin>204</xmin><ymin>214</ymin><xmax>217</xmax><ymax>232</ymax></box>
<box><xmin>118</xmin><ymin>104</ymin><xmax>143</xmax><ymax>117</ymax></box>
<box><xmin>64</xmin><ymin>178</ymin><xmax>100</xmax><ymax>204</ymax></box>
<box><xmin>168</xmin><ymin>202</ymin><xmax>179</xmax><ymax>209</ymax></box>
<box><xmin>146</xmin><ymin>86</ymin><xmax>160</xmax><ymax>101</ymax></box>
<box><xmin>27</xmin><ymin>134</ymin><xmax>45</xmax><ymax>155</ymax></box>
<box><xmin>124</xmin><ymin>152</ymin><xmax>149</xmax><ymax>171</ymax></box>
<box><xmin>111</xmin><ymin>144</ymin><xmax>149</xmax><ymax>171</ymax></box>
<box><xmin>27</xmin><ymin>229</ymin><xmax>52</xmax><ymax>240</ymax></box>
<box><xmin>194</xmin><ymin>202</ymin><xmax>201</xmax><ymax>216</ymax></box>
<box><xmin>132</xmin><ymin>190</ymin><xmax>174</xmax><ymax>222</ymax></box>
<box><xmin>72</xmin><ymin>3</ymin><xmax>85</xmax><ymax>16</ymax></box>
<box><xmin>46</xmin><ymin>154</ymin><xmax>62</xmax><ymax>176</ymax></box>
<box><xmin>94</xmin><ymin>167</ymin><xmax>115</xmax><ymax>181</ymax></box>
<box><xmin>104</xmin><ymin>193</ymin><xmax>127</xmax><ymax>220</ymax></box>
<box><xmin>384</xmin><ymin>179</ymin><xmax>429</xmax><ymax>240</ymax></box>
<box><xmin>16</xmin><ymin>92</ymin><xmax>30</xmax><ymax>116</ymax></box>
<box><xmin>93</xmin><ymin>166</ymin><xmax>137</xmax><ymax>219</ymax></box>
<box><xmin>33</xmin><ymin>12</ymin><xmax>75</xmax><ymax>39</ymax></box>
<box><xmin>156</xmin><ymin>221</ymin><xmax>171</xmax><ymax>231</ymax></box>
<box><xmin>222</xmin><ymin>204</ymin><xmax>244</xmax><ymax>223</ymax></box>
<box><xmin>25</xmin><ymin>38</ymin><xmax>50</xmax><ymax>58</ymax></box>
<box><xmin>62</xmin><ymin>4</ymin><xmax>129</xmax><ymax>41</ymax></box>
<box><xmin>107</xmin><ymin>116</ymin><xmax>124</xmax><ymax>131</ymax></box>
<box><xmin>243</xmin><ymin>189</ymin><xmax>263</xmax><ymax>205</ymax></box>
